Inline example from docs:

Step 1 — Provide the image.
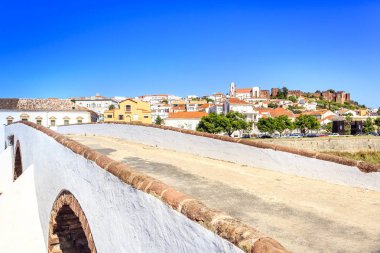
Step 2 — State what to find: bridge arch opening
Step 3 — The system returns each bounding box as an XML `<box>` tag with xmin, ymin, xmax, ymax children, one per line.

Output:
<box><xmin>14</xmin><ymin>141</ymin><xmax>23</xmax><ymax>181</ymax></box>
<box><xmin>48</xmin><ymin>191</ymin><xmax>97</xmax><ymax>253</ymax></box>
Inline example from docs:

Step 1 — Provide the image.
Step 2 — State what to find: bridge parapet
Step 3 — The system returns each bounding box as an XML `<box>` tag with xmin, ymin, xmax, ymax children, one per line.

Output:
<box><xmin>3</xmin><ymin>121</ymin><xmax>288</xmax><ymax>253</ymax></box>
<box><xmin>57</xmin><ymin>122</ymin><xmax>380</xmax><ymax>191</ymax></box>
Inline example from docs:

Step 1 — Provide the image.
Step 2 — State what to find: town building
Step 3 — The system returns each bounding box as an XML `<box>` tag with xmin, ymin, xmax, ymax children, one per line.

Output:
<box><xmin>301</xmin><ymin>110</ymin><xmax>338</xmax><ymax>125</ymax></box>
<box><xmin>223</xmin><ymin>98</ymin><xmax>258</xmax><ymax>122</ymax></box>
<box><xmin>164</xmin><ymin>111</ymin><xmax>208</xmax><ymax>131</ymax></box>
<box><xmin>208</xmin><ymin>92</ymin><xmax>226</xmax><ymax>103</ymax></box>
<box><xmin>229</xmin><ymin>82</ymin><xmax>270</xmax><ymax>101</ymax></box>
<box><xmin>151</xmin><ymin>103</ymin><xmax>171</xmax><ymax>122</ymax></box>
<box><xmin>255</xmin><ymin>108</ymin><xmax>296</xmax><ymax>122</ymax></box>
<box><xmin>209</xmin><ymin>104</ymin><xmax>224</xmax><ymax>114</ymax></box>
<box><xmin>104</xmin><ymin>99</ymin><xmax>152</xmax><ymax>124</ymax></box>
<box><xmin>72</xmin><ymin>94</ymin><xmax>118</xmax><ymax>120</ymax></box>
<box><xmin>0</xmin><ymin>98</ymin><xmax>96</xmax><ymax>127</ymax></box>
<box><xmin>186</xmin><ymin>100</ymin><xmax>208</xmax><ymax>112</ymax></box>
<box><xmin>138</xmin><ymin>94</ymin><xmax>169</xmax><ymax>105</ymax></box>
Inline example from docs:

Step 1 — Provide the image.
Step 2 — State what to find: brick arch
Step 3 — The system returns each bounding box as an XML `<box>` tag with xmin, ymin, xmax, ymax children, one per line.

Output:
<box><xmin>48</xmin><ymin>191</ymin><xmax>97</xmax><ymax>253</ymax></box>
<box><xmin>13</xmin><ymin>140</ymin><xmax>23</xmax><ymax>181</ymax></box>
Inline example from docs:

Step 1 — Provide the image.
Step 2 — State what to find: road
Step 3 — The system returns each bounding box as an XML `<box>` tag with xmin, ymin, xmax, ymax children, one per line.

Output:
<box><xmin>67</xmin><ymin>134</ymin><xmax>380</xmax><ymax>253</ymax></box>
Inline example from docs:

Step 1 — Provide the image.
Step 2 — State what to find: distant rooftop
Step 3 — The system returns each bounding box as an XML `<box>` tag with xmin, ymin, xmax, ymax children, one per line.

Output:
<box><xmin>0</xmin><ymin>98</ymin><xmax>89</xmax><ymax>111</ymax></box>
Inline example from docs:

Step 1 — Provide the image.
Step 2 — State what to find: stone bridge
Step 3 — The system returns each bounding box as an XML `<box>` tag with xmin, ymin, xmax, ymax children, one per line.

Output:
<box><xmin>0</xmin><ymin>122</ymin><xmax>379</xmax><ymax>252</ymax></box>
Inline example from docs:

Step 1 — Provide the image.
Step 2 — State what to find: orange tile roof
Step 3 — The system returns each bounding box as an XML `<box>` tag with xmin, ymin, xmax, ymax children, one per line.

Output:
<box><xmin>302</xmin><ymin>109</ymin><xmax>329</xmax><ymax>116</ymax></box>
<box><xmin>168</xmin><ymin>112</ymin><xmax>208</xmax><ymax>119</ymax></box>
<box><xmin>198</xmin><ymin>104</ymin><xmax>211</xmax><ymax>109</ymax></box>
<box><xmin>271</xmin><ymin>108</ymin><xmax>295</xmax><ymax>118</ymax></box>
<box><xmin>256</xmin><ymin>108</ymin><xmax>295</xmax><ymax>118</ymax></box>
<box><xmin>236</xmin><ymin>88</ymin><xmax>252</xmax><ymax>93</ymax></box>
<box><xmin>228</xmin><ymin>98</ymin><xmax>250</xmax><ymax>104</ymax></box>
<box><xmin>324</xmin><ymin>115</ymin><xmax>337</xmax><ymax>120</ymax></box>
<box><xmin>172</xmin><ymin>105</ymin><xmax>186</xmax><ymax>110</ymax></box>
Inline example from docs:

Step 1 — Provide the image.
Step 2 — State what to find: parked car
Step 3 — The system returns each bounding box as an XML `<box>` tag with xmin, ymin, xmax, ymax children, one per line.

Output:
<box><xmin>368</xmin><ymin>132</ymin><xmax>379</xmax><ymax>136</ymax></box>
<box><xmin>260</xmin><ymin>134</ymin><xmax>272</xmax><ymax>139</ymax></box>
<box><xmin>306</xmin><ymin>133</ymin><xmax>318</xmax><ymax>138</ymax></box>
<box><xmin>289</xmin><ymin>133</ymin><xmax>302</xmax><ymax>138</ymax></box>
<box><xmin>328</xmin><ymin>133</ymin><xmax>339</xmax><ymax>136</ymax></box>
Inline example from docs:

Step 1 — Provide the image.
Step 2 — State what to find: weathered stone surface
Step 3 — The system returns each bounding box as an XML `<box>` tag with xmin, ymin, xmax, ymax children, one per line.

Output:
<box><xmin>252</xmin><ymin>237</ymin><xmax>288</xmax><ymax>253</ymax></box>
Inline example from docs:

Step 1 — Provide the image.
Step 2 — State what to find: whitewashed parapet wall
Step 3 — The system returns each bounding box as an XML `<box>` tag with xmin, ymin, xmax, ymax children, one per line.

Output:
<box><xmin>4</xmin><ymin>123</ymin><xmax>245</xmax><ymax>253</ymax></box>
<box><xmin>0</xmin><ymin>125</ymin><xmax>4</xmax><ymax>152</ymax></box>
<box><xmin>58</xmin><ymin>123</ymin><xmax>380</xmax><ymax>191</ymax></box>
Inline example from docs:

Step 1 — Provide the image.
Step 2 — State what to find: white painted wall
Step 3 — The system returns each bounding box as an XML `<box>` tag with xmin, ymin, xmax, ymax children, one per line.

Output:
<box><xmin>164</xmin><ymin>118</ymin><xmax>201</xmax><ymax>131</ymax></box>
<box><xmin>0</xmin><ymin>125</ymin><xmax>4</xmax><ymax>152</ymax></box>
<box><xmin>58</xmin><ymin>124</ymin><xmax>380</xmax><ymax>191</ymax></box>
<box><xmin>4</xmin><ymin>124</ymin><xmax>242</xmax><ymax>253</ymax></box>
<box><xmin>0</xmin><ymin>147</ymin><xmax>13</xmax><ymax>193</ymax></box>
<box><xmin>0</xmin><ymin>111</ymin><xmax>92</xmax><ymax>127</ymax></box>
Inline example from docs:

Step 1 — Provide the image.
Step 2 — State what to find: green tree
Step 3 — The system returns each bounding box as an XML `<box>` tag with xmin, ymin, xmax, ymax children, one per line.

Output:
<box><xmin>374</xmin><ymin>117</ymin><xmax>380</xmax><ymax>127</ymax></box>
<box><xmin>374</xmin><ymin>117</ymin><xmax>380</xmax><ymax>133</ymax></box>
<box><xmin>363</xmin><ymin>118</ymin><xmax>375</xmax><ymax>133</ymax></box>
<box><xmin>327</xmin><ymin>89</ymin><xmax>336</xmax><ymax>94</ymax></box>
<box><xmin>108</xmin><ymin>104</ymin><xmax>115</xmax><ymax>110</ymax></box>
<box><xmin>257</xmin><ymin>117</ymin><xmax>277</xmax><ymax>134</ymax></box>
<box><xmin>344</xmin><ymin>113</ymin><xmax>353</xmax><ymax>135</ymax></box>
<box><xmin>196</xmin><ymin>112</ymin><xmax>249</xmax><ymax>136</ymax></box>
<box><xmin>205</xmin><ymin>97</ymin><xmax>214</xmax><ymax>103</ymax></box>
<box><xmin>288</xmin><ymin>95</ymin><xmax>297</xmax><ymax>103</ymax></box>
<box><xmin>378</xmin><ymin>107</ymin><xmax>380</xmax><ymax>115</ymax></box>
<box><xmin>196</xmin><ymin>113</ymin><xmax>226</xmax><ymax>134</ymax></box>
<box><xmin>321</xmin><ymin>122</ymin><xmax>333</xmax><ymax>133</ymax></box>
<box><xmin>155</xmin><ymin>115</ymin><xmax>164</xmax><ymax>125</ymax></box>
<box><xmin>224</xmin><ymin>111</ymin><xmax>250</xmax><ymax>136</ymax></box>
<box><xmin>294</xmin><ymin>115</ymin><xmax>320</xmax><ymax>134</ymax></box>
<box><xmin>275</xmin><ymin>115</ymin><xmax>293</xmax><ymax>136</ymax></box>
<box><xmin>268</xmin><ymin>102</ymin><xmax>278</xmax><ymax>108</ymax></box>
<box><xmin>282</xmin><ymin>87</ymin><xmax>289</xmax><ymax>98</ymax></box>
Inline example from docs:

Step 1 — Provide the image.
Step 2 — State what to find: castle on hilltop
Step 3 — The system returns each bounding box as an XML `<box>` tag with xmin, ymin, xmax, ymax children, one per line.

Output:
<box><xmin>229</xmin><ymin>82</ymin><xmax>350</xmax><ymax>104</ymax></box>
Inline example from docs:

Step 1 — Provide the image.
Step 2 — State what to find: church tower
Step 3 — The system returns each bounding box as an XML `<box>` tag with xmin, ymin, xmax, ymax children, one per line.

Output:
<box><xmin>229</xmin><ymin>82</ymin><xmax>236</xmax><ymax>97</ymax></box>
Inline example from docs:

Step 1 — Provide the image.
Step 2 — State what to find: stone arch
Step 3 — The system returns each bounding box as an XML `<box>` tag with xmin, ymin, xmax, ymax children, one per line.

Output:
<box><xmin>14</xmin><ymin>140</ymin><xmax>23</xmax><ymax>181</ymax></box>
<box><xmin>48</xmin><ymin>191</ymin><xmax>97</xmax><ymax>253</ymax></box>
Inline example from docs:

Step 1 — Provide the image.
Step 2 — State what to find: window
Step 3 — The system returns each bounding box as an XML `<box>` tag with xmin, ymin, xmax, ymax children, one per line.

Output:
<box><xmin>125</xmin><ymin>105</ymin><xmax>131</xmax><ymax>112</ymax></box>
<box><xmin>7</xmin><ymin>119</ymin><xmax>13</xmax><ymax>125</ymax></box>
<box><xmin>22</xmin><ymin>118</ymin><xmax>28</xmax><ymax>122</ymax></box>
<box><xmin>107</xmin><ymin>115</ymin><xmax>112</xmax><ymax>118</ymax></box>
<box><xmin>50</xmin><ymin>120</ymin><xmax>56</xmax><ymax>126</ymax></box>
<box><xmin>77</xmin><ymin>120</ymin><xmax>82</xmax><ymax>124</ymax></box>
<box><xmin>36</xmin><ymin>120</ymin><xmax>42</xmax><ymax>125</ymax></box>
<box><xmin>64</xmin><ymin>120</ymin><xmax>69</xmax><ymax>125</ymax></box>
<box><xmin>118</xmin><ymin>115</ymin><xmax>124</xmax><ymax>120</ymax></box>
<box><xmin>144</xmin><ymin>115</ymin><xmax>149</xmax><ymax>119</ymax></box>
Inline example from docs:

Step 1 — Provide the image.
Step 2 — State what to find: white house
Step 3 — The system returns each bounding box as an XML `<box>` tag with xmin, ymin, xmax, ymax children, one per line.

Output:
<box><xmin>209</xmin><ymin>104</ymin><xmax>224</xmax><ymax>114</ymax></box>
<box><xmin>72</xmin><ymin>94</ymin><xmax>118</xmax><ymax>120</ymax></box>
<box><xmin>151</xmin><ymin>104</ymin><xmax>171</xmax><ymax>122</ymax></box>
<box><xmin>164</xmin><ymin>112</ymin><xmax>208</xmax><ymax>131</ymax></box>
<box><xmin>336</xmin><ymin>109</ymin><xmax>357</xmax><ymax>117</ymax></box>
<box><xmin>138</xmin><ymin>94</ymin><xmax>169</xmax><ymax>105</ymax></box>
<box><xmin>0</xmin><ymin>98</ymin><xmax>96</xmax><ymax>127</ymax></box>
<box><xmin>223</xmin><ymin>98</ymin><xmax>258</xmax><ymax>122</ymax></box>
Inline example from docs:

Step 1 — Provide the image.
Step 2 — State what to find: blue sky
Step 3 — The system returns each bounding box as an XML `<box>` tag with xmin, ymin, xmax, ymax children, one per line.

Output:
<box><xmin>0</xmin><ymin>0</ymin><xmax>379</xmax><ymax>107</ymax></box>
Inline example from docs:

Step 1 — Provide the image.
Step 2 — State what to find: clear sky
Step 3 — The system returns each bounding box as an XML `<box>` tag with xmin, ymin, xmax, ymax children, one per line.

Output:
<box><xmin>0</xmin><ymin>0</ymin><xmax>379</xmax><ymax>107</ymax></box>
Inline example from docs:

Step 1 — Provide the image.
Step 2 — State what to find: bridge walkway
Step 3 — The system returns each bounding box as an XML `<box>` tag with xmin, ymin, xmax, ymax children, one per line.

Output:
<box><xmin>67</xmin><ymin>134</ymin><xmax>380</xmax><ymax>253</ymax></box>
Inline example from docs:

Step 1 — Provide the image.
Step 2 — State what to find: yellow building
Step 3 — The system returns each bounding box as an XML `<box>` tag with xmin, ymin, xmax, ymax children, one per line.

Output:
<box><xmin>104</xmin><ymin>99</ymin><xmax>152</xmax><ymax>124</ymax></box>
